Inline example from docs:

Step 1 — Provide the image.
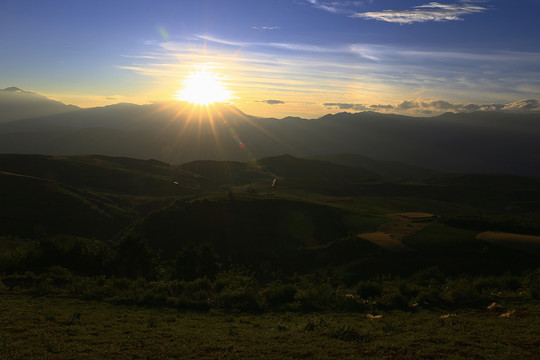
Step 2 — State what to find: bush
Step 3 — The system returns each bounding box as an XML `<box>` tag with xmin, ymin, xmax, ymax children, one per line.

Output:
<box><xmin>502</xmin><ymin>276</ymin><xmax>522</xmax><ymax>291</ymax></box>
<box><xmin>264</xmin><ymin>283</ymin><xmax>297</xmax><ymax>308</ymax></box>
<box><xmin>297</xmin><ymin>283</ymin><xmax>336</xmax><ymax>310</ymax></box>
<box><xmin>530</xmin><ymin>285</ymin><xmax>540</xmax><ymax>300</ymax></box>
<box><xmin>398</xmin><ymin>282</ymin><xmax>419</xmax><ymax>299</ymax></box>
<box><xmin>445</xmin><ymin>278</ymin><xmax>484</xmax><ymax>307</ymax></box>
<box><xmin>334</xmin><ymin>292</ymin><xmax>366</xmax><ymax>312</ymax></box>
<box><xmin>416</xmin><ymin>287</ymin><xmax>444</xmax><ymax>308</ymax></box>
<box><xmin>175</xmin><ymin>243</ymin><xmax>220</xmax><ymax>281</ymax></box>
<box><xmin>184</xmin><ymin>277</ymin><xmax>212</xmax><ymax>295</ymax></box>
<box><xmin>413</xmin><ymin>267</ymin><xmax>445</xmax><ymax>286</ymax></box>
<box><xmin>216</xmin><ymin>288</ymin><xmax>261</xmax><ymax>312</ymax></box>
<box><xmin>387</xmin><ymin>292</ymin><xmax>409</xmax><ymax>310</ymax></box>
<box><xmin>113</xmin><ymin>235</ymin><xmax>155</xmax><ymax>279</ymax></box>
<box><xmin>355</xmin><ymin>281</ymin><xmax>382</xmax><ymax>299</ymax></box>
<box><xmin>473</xmin><ymin>276</ymin><xmax>501</xmax><ymax>293</ymax></box>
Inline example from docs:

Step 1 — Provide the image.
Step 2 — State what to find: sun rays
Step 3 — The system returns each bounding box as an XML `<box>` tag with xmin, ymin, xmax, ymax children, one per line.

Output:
<box><xmin>176</xmin><ymin>68</ymin><xmax>233</xmax><ymax>105</ymax></box>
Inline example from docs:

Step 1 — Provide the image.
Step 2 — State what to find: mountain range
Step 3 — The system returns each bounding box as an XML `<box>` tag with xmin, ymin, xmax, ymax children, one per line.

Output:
<box><xmin>1</xmin><ymin>87</ymin><xmax>539</xmax><ymax>176</ymax></box>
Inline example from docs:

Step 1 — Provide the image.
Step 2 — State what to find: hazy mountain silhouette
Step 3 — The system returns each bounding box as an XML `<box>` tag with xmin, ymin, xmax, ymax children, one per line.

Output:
<box><xmin>1</xmin><ymin>90</ymin><xmax>539</xmax><ymax>176</ymax></box>
<box><xmin>257</xmin><ymin>154</ymin><xmax>381</xmax><ymax>181</ymax></box>
<box><xmin>0</xmin><ymin>87</ymin><xmax>79</xmax><ymax>123</ymax></box>
<box><xmin>309</xmin><ymin>153</ymin><xmax>442</xmax><ymax>180</ymax></box>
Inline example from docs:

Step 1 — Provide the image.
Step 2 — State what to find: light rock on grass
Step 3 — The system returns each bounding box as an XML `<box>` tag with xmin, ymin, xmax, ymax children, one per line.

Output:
<box><xmin>440</xmin><ymin>313</ymin><xmax>457</xmax><ymax>319</ymax></box>
<box><xmin>499</xmin><ymin>310</ymin><xmax>516</xmax><ymax>318</ymax></box>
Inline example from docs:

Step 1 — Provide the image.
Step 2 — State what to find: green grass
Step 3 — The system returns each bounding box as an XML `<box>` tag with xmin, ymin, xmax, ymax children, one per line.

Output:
<box><xmin>402</xmin><ymin>224</ymin><xmax>480</xmax><ymax>252</ymax></box>
<box><xmin>0</xmin><ymin>293</ymin><xmax>538</xmax><ymax>359</ymax></box>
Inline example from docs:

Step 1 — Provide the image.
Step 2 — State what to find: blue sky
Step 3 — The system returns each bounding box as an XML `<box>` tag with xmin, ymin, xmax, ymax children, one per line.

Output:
<box><xmin>1</xmin><ymin>0</ymin><xmax>539</xmax><ymax>117</ymax></box>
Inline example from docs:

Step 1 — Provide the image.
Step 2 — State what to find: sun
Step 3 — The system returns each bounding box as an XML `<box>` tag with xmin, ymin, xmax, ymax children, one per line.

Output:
<box><xmin>176</xmin><ymin>69</ymin><xmax>233</xmax><ymax>105</ymax></box>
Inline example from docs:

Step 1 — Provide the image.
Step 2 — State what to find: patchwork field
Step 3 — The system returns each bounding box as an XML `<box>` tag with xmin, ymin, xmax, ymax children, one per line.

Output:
<box><xmin>356</xmin><ymin>212</ymin><xmax>436</xmax><ymax>252</ymax></box>
<box><xmin>357</xmin><ymin>232</ymin><xmax>416</xmax><ymax>253</ymax></box>
<box><xmin>477</xmin><ymin>232</ymin><xmax>540</xmax><ymax>255</ymax></box>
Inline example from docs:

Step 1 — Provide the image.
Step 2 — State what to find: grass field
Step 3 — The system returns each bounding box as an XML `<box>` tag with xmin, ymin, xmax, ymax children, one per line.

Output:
<box><xmin>1</xmin><ymin>294</ymin><xmax>538</xmax><ymax>360</ymax></box>
<box><xmin>401</xmin><ymin>224</ymin><xmax>481</xmax><ymax>253</ymax></box>
<box><xmin>477</xmin><ymin>231</ymin><xmax>540</xmax><ymax>255</ymax></box>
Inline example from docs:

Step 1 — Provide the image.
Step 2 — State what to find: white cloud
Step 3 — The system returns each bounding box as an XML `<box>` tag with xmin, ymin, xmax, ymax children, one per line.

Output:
<box><xmin>391</xmin><ymin>98</ymin><xmax>540</xmax><ymax>114</ymax></box>
<box><xmin>324</xmin><ymin>102</ymin><xmax>368</xmax><ymax>110</ymax></box>
<box><xmin>252</xmin><ymin>26</ymin><xmax>281</xmax><ymax>31</ymax></box>
<box><xmin>503</xmin><ymin>99</ymin><xmax>540</xmax><ymax>111</ymax></box>
<box><xmin>197</xmin><ymin>34</ymin><xmax>343</xmax><ymax>54</ymax></box>
<box><xmin>306</xmin><ymin>0</ymin><xmax>368</xmax><ymax>15</ymax></box>
<box><xmin>353</xmin><ymin>1</ymin><xmax>489</xmax><ymax>24</ymax></box>
<box><xmin>119</xmin><ymin>32</ymin><xmax>540</xmax><ymax>116</ymax></box>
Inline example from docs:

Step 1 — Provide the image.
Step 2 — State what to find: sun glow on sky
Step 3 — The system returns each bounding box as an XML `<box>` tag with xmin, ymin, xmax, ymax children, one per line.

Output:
<box><xmin>176</xmin><ymin>69</ymin><xmax>233</xmax><ymax>105</ymax></box>
<box><xmin>3</xmin><ymin>1</ymin><xmax>540</xmax><ymax>117</ymax></box>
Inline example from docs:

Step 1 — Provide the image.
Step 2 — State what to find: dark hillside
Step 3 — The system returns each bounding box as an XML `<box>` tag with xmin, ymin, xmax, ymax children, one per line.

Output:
<box><xmin>0</xmin><ymin>172</ymin><xmax>126</xmax><ymax>239</ymax></box>
<box><xmin>179</xmin><ymin>160</ymin><xmax>273</xmax><ymax>187</ymax></box>
<box><xmin>0</xmin><ymin>154</ymin><xmax>200</xmax><ymax>196</ymax></box>
<box><xmin>310</xmin><ymin>153</ymin><xmax>442</xmax><ymax>180</ymax></box>
<box><xmin>257</xmin><ymin>154</ymin><xmax>381</xmax><ymax>181</ymax></box>
<box><xmin>136</xmin><ymin>196</ymin><xmax>350</xmax><ymax>265</ymax></box>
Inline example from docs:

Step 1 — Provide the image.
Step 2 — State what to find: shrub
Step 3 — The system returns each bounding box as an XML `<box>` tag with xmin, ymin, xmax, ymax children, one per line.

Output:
<box><xmin>398</xmin><ymin>282</ymin><xmax>419</xmax><ymax>299</ymax></box>
<box><xmin>216</xmin><ymin>288</ymin><xmax>261</xmax><ymax>312</ymax></box>
<box><xmin>473</xmin><ymin>276</ymin><xmax>500</xmax><ymax>293</ymax></box>
<box><xmin>413</xmin><ymin>267</ymin><xmax>445</xmax><ymax>286</ymax></box>
<box><xmin>386</xmin><ymin>292</ymin><xmax>409</xmax><ymax>310</ymax></box>
<box><xmin>530</xmin><ymin>285</ymin><xmax>540</xmax><ymax>300</ymax></box>
<box><xmin>416</xmin><ymin>287</ymin><xmax>444</xmax><ymax>308</ymax></box>
<box><xmin>264</xmin><ymin>283</ymin><xmax>297</xmax><ymax>308</ymax></box>
<box><xmin>297</xmin><ymin>283</ymin><xmax>336</xmax><ymax>310</ymax></box>
<box><xmin>502</xmin><ymin>276</ymin><xmax>522</xmax><ymax>291</ymax></box>
<box><xmin>46</xmin><ymin>265</ymin><xmax>74</xmax><ymax>287</ymax></box>
<box><xmin>355</xmin><ymin>281</ymin><xmax>382</xmax><ymax>299</ymax></box>
<box><xmin>445</xmin><ymin>278</ymin><xmax>483</xmax><ymax>307</ymax></box>
<box><xmin>184</xmin><ymin>277</ymin><xmax>212</xmax><ymax>295</ymax></box>
<box><xmin>112</xmin><ymin>277</ymin><xmax>131</xmax><ymax>291</ymax></box>
<box><xmin>334</xmin><ymin>292</ymin><xmax>366</xmax><ymax>312</ymax></box>
<box><xmin>175</xmin><ymin>243</ymin><xmax>220</xmax><ymax>281</ymax></box>
<box><xmin>114</xmin><ymin>235</ymin><xmax>154</xmax><ymax>279</ymax></box>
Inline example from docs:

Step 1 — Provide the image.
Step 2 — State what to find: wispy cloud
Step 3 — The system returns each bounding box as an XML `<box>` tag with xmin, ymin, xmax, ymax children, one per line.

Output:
<box><xmin>118</xmin><ymin>33</ymin><xmax>540</xmax><ymax>117</ymax></box>
<box><xmin>260</xmin><ymin>99</ymin><xmax>285</xmax><ymax>105</ymax></box>
<box><xmin>322</xmin><ymin>98</ymin><xmax>540</xmax><ymax>115</ymax></box>
<box><xmin>324</xmin><ymin>102</ymin><xmax>368</xmax><ymax>110</ymax></box>
<box><xmin>391</xmin><ymin>98</ymin><xmax>540</xmax><ymax>114</ymax></box>
<box><xmin>503</xmin><ymin>99</ymin><xmax>539</xmax><ymax>111</ymax></box>
<box><xmin>252</xmin><ymin>26</ymin><xmax>280</xmax><ymax>31</ymax></box>
<box><xmin>192</xmin><ymin>35</ymin><xmax>246</xmax><ymax>47</ymax></box>
<box><xmin>353</xmin><ymin>1</ymin><xmax>489</xmax><ymax>24</ymax></box>
<box><xmin>306</xmin><ymin>0</ymin><xmax>369</xmax><ymax>15</ymax></box>
<box><xmin>197</xmin><ymin>34</ymin><xmax>344</xmax><ymax>54</ymax></box>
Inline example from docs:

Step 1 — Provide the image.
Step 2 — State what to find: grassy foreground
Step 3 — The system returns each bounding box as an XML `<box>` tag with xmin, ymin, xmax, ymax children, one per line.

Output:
<box><xmin>1</xmin><ymin>294</ymin><xmax>538</xmax><ymax>360</ymax></box>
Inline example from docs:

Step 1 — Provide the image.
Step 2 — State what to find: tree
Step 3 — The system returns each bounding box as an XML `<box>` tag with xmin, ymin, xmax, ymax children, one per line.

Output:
<box><xmin>114</xmin><ymin>235</ymin><xmax>153</xmax><ymax>278</ymax></box>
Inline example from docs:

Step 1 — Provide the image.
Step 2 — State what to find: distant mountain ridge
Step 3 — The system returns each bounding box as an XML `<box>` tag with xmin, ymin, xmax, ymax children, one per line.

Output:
<box><xmin>1</xmin><ymin>88</ymin><xmax>539</xmax><ymax>176</ymax></box>
<box><xmin>0</xmin><ymin>87</ymin><xmax>79</xmax><ymax>123</ymax></box>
